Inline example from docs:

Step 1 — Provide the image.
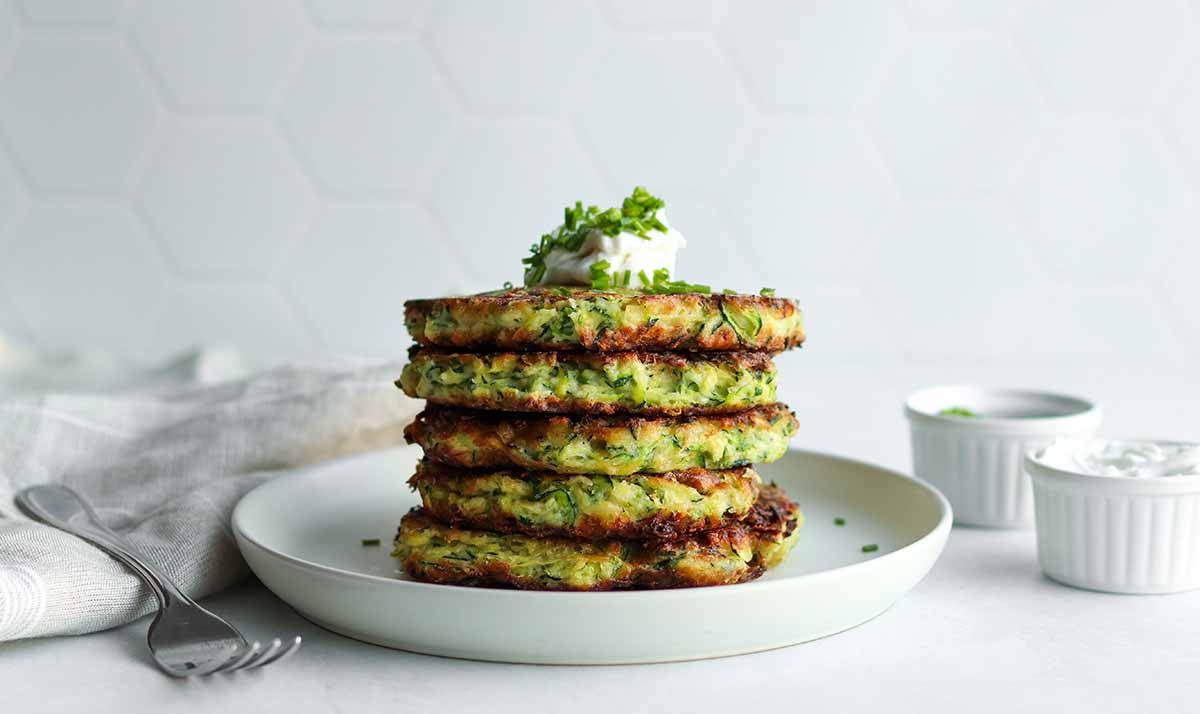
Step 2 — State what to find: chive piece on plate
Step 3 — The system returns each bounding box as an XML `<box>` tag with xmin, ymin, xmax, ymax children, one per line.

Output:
<box><xmin>834</xmin><ymin>517</ymin><xmax>846</xmax><ymax>526</ymax></box>
<box><xmin>361</xmin><ymin>538</ymin><xmax>381</xmax><ymax>546</ymax></box>
<box><xmin>861</xmin><ymin>544</ymin><xmax>879</xmax><ymax>553</ymax></box>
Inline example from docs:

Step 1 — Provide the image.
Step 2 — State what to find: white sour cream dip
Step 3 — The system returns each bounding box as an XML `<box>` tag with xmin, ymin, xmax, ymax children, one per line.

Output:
<box><xmin>528</xmin><ymin>211</ymin><xmax>686</xmax><ymax>287</ymax></box>
<box><xmin>1037</xmin><ymin>438</ymin><xmax>1200</xmax><ymax>478</ymax></box>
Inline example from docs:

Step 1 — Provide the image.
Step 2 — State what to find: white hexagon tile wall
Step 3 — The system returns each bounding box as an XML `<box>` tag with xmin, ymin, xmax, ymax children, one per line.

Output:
<box><xmin>0</xmin><ymin>0</ymin><xmax>1196</xmax><ymax>383</ymax></box>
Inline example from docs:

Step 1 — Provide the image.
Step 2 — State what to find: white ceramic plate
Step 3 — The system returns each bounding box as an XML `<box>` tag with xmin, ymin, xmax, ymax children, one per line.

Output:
<box><xmin>233</xmin><ymin>446</ymin><xmax>951</xmax><ymax>664</ymax></box>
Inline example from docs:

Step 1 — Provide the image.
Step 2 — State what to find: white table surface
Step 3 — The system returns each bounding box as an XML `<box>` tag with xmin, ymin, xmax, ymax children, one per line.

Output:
<box><xmin>3</xmin><ymin>363</ymin><xmax>1199</xmax><ymax>713</ymax></box>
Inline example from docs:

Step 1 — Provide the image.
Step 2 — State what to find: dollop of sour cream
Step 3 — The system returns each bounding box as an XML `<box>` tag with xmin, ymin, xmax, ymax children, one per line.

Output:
<box><xmin>529</xmin><ymin>211</ymin><xmax>686</xmax><ymax>287</ymax></box>
<box><xmin>1038</xmin><ymin>438</ymin><xmax>1200</xmax><ymax>478</ymax></box>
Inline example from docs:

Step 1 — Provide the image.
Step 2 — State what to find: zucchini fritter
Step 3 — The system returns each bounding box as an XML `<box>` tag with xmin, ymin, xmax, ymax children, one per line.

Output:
<box><xmin>409</xmin><ymin>460</ymin><xmax>761</xmax><ymax>540</ymax></box>
<box><xmin>397</xmin><ymin>349</ymin><xmax>777</xmax><ymax>415</ymax></box>
<box><xmin>393</xmin><ymin>485</ymin><xmax>802</xmax><ymax>590</ymax></box>
<box><xmin>405</xmin><ymin>287</ymin><xmax>805</xmax><ymax>352</ymax></box>
<box><xmin>406</xmin><ymin>403</ymin><xmax>798</xmax><ymax>475</ymax></box>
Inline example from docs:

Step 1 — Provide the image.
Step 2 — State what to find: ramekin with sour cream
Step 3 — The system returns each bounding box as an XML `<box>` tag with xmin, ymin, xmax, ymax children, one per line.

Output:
<box><xmin>904</xmin><ymin>386</ymin><xmax>1102</xmax><ymax>528</ymax></box>
<box><xmin>1026</xmin><ymin>438</ymin><xmax>1200</xmax><ymax>594</ymax></box>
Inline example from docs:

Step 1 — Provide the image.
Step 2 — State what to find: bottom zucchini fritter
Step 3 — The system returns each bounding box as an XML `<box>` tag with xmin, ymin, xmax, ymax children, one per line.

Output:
<box><xmin>392</xmin><ymin>486</ymin><xmax>802</xmax><ymax>591</ymax></box>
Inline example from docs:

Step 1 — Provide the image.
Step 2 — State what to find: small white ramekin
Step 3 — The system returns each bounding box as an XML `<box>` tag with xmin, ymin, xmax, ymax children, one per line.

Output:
<box><xmin>904</xmin><ymin>386</ymin><xmax>1101</xmax><ymax>528</ymax></box>
<box><xmin>1026</xmin><ymin>442</ymin><xmax>1200</xmax><ymax>594</ymax></box>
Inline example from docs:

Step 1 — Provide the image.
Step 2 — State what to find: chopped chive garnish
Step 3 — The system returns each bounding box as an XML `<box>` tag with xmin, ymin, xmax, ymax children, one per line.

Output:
<box><xmin>589</xmin><ymin>260</ymin><xmax>612</xmax><ymax>289</ymax></box>
<box><xmin>361</xmin><ymin>538</ymin><xmax>381</xmax><ymax>546</ymax></box>
<box><xmin>523</xmin><ymin>187</ymin><xmax>667</xmax><ymax>286</ymax></box>
<box><xmin>519</xmin><ymin>186</ymin><xmax>715</xmax><ymax>294</ymax></box>
<box><xmin>630</xmin><ymin>267</ymin><xmax>710</xmax><ymax>294</ymax></box>
<box><xmin>861</xmin><ymin>544</ymin><xmax>879</xmax><ymax>553</ymax></box>
<box><xmin>583</xmin><ymin>264</ymin><xmax>709</xmax><ymax>293</ymax></box>
<box><xmin>834</xmin><ymin>517</ymin><xmax>846</xmax><ymax>526</ymax></box>
<box><xmin>938</xmin><ymin>406</ymin><xmax>977</xmax><ymax>418</ymax></box>
<box><xmin>759</xmin><ymin>287</ymin><xmax>776</xmax><ymax>297</ymax></box>
<box><xmin>502</xmin><ymin>281</ymin><xmax>514</xmax><ymax>290</ymax></box>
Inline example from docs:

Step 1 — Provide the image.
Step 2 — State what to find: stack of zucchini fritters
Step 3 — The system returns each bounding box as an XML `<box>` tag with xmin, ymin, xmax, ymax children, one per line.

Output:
<box><xmin>393</xmin><ymin>288</ymin><xmax>806</xmax><ymax>590</ymax></box>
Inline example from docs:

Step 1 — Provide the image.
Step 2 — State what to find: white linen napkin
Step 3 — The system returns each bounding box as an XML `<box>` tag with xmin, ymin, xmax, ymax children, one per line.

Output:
<box><xmin>0</xmin><ymin>336</ymin><xmax>415</xmax><ymax>641</ymax></box>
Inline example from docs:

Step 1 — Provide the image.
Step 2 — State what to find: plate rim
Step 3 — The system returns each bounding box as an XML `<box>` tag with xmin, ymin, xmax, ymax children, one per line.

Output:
<box><xmin>232</xmin><ymin>447</ymin><xmax>953</xmax><ymax>599</ymax></box>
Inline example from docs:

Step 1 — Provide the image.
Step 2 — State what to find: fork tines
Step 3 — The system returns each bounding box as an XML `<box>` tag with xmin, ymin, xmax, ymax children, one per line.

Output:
<box><xmin>211</xmin><ymin>637</ymin><xmax>303</xmax><ymax>674</ymax></box>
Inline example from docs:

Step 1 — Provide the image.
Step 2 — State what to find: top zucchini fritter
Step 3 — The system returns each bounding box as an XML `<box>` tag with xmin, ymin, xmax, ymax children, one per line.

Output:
<box><xmin>405</xmin><ymin>287</ymin><xmax>805</xmax><ymax>353</ymax></box>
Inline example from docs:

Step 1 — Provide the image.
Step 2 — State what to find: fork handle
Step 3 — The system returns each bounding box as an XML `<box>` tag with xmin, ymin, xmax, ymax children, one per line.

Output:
<box><xmin>16</xmin><ymin>484</ymin><xmax>196</xmax><ymax>613</ymax></box>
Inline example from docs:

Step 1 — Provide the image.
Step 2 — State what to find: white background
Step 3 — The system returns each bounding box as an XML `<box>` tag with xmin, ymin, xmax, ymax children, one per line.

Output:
<box><xmin>1</xmin><ymin>0</ymin><xmax>1198</xmax><ymax>451</ymax></box>
<box><xmin>1</xmin><ymin>2</ymin><xmax>1199</xmax><ymax>711</ymax></box>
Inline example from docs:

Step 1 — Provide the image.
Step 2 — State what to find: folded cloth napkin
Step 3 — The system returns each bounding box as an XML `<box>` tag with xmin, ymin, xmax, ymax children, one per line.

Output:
<box><xmin>0</xmin><ymin>337</ymin><xmax>415</xmax><ymax>642</ymax></box>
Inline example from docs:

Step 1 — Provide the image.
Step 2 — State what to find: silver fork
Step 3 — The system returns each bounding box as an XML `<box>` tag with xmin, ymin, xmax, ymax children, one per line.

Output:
<box><xmin>16</xmin><ymin>484</ymin><xmax>301</xmax><ymax>677</ymax></box>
